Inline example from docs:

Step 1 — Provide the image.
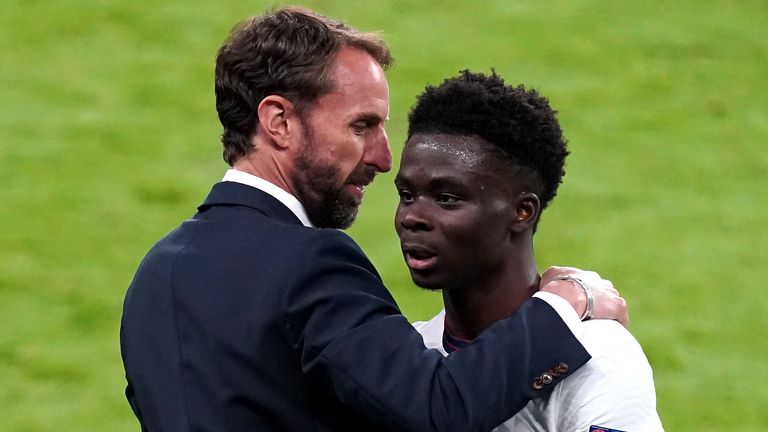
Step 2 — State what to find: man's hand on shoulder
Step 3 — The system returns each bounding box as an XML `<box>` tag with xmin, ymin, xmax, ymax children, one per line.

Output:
<box><xmin>540</xmin><ymin>266</ymin><xmax>629</xmax><ymax>328</ymax></box>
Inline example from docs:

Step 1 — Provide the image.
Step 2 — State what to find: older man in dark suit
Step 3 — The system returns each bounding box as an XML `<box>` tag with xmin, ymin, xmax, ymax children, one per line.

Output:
<box><xmin>120</xmin><ymin>6</ymin><xmax>628</xmax><ymax>432</ymax></box>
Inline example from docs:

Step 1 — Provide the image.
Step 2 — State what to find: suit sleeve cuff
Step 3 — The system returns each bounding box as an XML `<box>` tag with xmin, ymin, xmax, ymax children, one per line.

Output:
<box><xmin>533</xmin><ymin>291</ymin><xmax>587</xmax><ymax>350</ymax></box>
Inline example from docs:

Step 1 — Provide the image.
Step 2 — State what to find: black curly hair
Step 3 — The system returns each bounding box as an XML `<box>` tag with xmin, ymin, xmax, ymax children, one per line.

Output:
<box><xmin>407</xmin><ymin>70</ymin><xmax>569</xmax><ymax>210</ymax></box>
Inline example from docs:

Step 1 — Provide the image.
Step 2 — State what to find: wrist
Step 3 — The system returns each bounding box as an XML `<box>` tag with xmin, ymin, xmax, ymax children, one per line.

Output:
<box><xmin>542</xmin><ymin>276</ymin><xmax>594</xmax><ymax>321</ymax></box>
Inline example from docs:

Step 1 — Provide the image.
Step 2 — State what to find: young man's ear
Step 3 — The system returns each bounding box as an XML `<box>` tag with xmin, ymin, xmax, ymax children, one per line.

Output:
<box><xmin>510</xmin><ymin>192</ymin><xmax>541</xmax><ymax>233</ymax></box>
<box><xmin>256</xmin><ymin>95</ymin><xmax>297</xmax><ymax>149</ymax></box>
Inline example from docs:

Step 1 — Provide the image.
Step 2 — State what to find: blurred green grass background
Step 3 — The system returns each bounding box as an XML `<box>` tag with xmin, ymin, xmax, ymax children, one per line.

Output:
<box><xmin>1</xmin><ymin>0</ymin><xmax>766</xmax><ymax>430</ymax></box>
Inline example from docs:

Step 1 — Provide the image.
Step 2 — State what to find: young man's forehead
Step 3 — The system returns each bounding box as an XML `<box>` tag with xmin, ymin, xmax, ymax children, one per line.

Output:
<box><xmin>405</xmin><ymin>133</ymin><xmax>489</xmax><ymax>165</ymax></box>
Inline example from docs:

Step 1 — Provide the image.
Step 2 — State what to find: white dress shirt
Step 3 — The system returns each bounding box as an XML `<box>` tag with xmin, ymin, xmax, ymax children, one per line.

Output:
<box><xmin>222</xmin><ymin>169</ymin><xmax>313</xmax><ymax>227</ymax></box>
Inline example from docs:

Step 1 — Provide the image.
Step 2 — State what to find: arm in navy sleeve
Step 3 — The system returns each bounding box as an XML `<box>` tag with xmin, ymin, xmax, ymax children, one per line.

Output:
<box><xmin>283</xmin><ymin>229</ymin><xmax>591</xmax><ymax>432</ymax></box>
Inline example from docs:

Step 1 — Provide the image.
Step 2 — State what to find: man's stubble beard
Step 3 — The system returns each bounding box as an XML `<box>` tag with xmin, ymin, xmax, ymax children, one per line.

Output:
<box><xmin>291</xmin><ymin>121</ymin><xmax>374</xmax><ymax>229</ymax></box>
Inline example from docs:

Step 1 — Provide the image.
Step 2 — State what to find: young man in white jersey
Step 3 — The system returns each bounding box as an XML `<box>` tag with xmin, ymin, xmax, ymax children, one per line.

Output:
<box><xmin>396</xmin><ymin>70</ymin><xmax>664</xmax><ymax>432</ymax></box>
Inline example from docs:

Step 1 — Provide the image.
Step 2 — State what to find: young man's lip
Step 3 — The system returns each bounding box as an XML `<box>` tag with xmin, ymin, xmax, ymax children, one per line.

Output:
<box><xmin>401</xmin><ymin>242</ymin><xmax>435</xmax><ymax>256</ymax></box>
<box><xmin>401</xmin><ymin>244</ymin><xmax>438</xmax><ymax>271</ymax></box>
<box><xmin>405</xmin><ymin>252</ymin><xmax>437</xmax><ymax>271</ymax></box>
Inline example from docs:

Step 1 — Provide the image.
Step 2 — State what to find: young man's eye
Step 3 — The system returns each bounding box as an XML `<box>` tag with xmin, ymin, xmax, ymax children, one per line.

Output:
<box><xmin>397</xmin><ymin>189</ymin><xmax>414</xmax><ymax>203</ymax></box>
<box><xmin>436</xmin><ymin>194</ymin><xmax>460</xmax><ymax>205</ymax></box>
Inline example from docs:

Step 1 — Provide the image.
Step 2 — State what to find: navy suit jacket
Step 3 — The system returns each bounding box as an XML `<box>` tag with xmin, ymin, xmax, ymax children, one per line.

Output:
<box><xmin>120</xmin><ymin>181</ymin><xmax>590</xmax><ymax>431</ymax></box>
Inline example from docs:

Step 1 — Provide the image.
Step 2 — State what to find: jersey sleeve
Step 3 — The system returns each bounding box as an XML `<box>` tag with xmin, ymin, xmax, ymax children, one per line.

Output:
<box><xmin>554</xmin><ymin>321</ymin><xmax>664</xmax><ymax>432</ymax></box>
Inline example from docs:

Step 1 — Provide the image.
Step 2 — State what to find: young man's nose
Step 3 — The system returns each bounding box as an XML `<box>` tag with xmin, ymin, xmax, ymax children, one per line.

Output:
<box><xmin>399</xmin><ymin>202</ymin><xmax>433</xmax><ymax>232</ymax></box>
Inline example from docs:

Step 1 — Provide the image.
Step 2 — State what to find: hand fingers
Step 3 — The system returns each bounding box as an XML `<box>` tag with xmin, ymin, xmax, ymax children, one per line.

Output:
<box><xmin>591</xmin><ymin>286</ymin><xmax>629</xmax><ymax>328</ymax></box>
<box><xmin>616</xmin><ymin>296</ymin><xmax>629</xmax><ymax>328</ymax></box>
<box><xmin>585</xmin><ymin>277</ymin><xmax>617</xmax><ymax>295</ymax></box>
<box><xmin>540</xmin><ymin>266</ymin><xmax>629</xmax><ymax>328</ymax></box>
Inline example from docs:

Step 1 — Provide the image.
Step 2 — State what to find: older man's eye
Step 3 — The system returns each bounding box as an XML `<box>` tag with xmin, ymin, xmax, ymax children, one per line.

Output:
<box><xmin>352</xmin><ymin>121</ymin><xmax>369</xmax><ymax>135</ymax></box>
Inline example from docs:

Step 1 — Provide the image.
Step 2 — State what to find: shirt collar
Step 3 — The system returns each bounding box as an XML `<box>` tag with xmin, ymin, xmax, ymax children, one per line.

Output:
<box><xmin>222</xmin><ymin>169</ymin><xmax>313</xmax><ymax>228</ymax></box>
<box><xmin>442</xmin><ymin>318</ymin><xmax>473</xmax><ymax>354</ymax></box>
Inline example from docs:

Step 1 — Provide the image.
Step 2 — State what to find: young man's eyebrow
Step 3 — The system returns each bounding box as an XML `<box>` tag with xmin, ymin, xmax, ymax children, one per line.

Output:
<box><xmin>394</xmin><ymin>175</ymin><xmax>467</xmax><ymax>191</ymax></box>
<box><xmin>429</xmin><ymin>177</ymin><xmax>465</xmax><ymax>189</ymax></box>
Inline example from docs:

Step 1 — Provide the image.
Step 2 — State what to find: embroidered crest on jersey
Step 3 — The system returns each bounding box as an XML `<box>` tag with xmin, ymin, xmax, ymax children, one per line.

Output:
<box><xmin>589</xmin><ymin>426</ymin><xmax>625</xmax><ymax>432</ymax></box>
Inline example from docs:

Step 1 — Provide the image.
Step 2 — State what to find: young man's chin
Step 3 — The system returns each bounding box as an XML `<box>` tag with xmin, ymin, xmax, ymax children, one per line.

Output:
<box><xmin>411</xmin><ymin>275</ymin><xmax>442</xmax><ymax>292</ymax></box>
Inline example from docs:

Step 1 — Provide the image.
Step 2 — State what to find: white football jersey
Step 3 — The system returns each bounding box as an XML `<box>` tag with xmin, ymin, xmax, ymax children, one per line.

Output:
<box><xmin>413</xmin><ymin>310</ymin><xmax>664</xmax><ymax>432</ymax></box>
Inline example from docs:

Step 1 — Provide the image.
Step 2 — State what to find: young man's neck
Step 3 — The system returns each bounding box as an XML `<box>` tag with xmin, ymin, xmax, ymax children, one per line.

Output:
<box><xmin>442</xmin><ymin>251</ymin><xmax>539</xmax><ymax>341</ymax></box>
